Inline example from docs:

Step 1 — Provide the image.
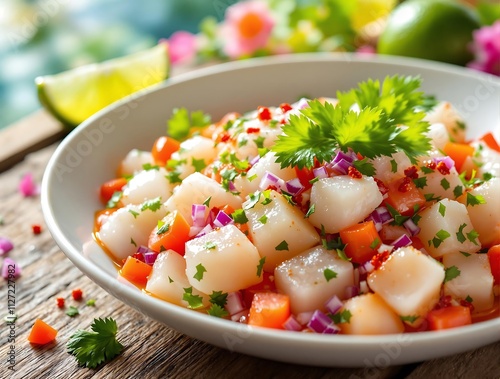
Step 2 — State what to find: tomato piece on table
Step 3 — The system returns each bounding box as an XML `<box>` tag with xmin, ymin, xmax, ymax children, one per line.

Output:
<box><xmin>148</xmin><ymin>210</ymin><xmax>191</xmax><ymax>255</ymax></box>
<box><xmin>121</xmin><ymin>256</ymin><xmax>153</xmax><ymax>286</ymax></box>
<box><xmin>487</xmin><ymin>244</ymin><xmax>500</xmax><ymax>285</ymax></box>
<box><xmin>99</xmin><ymin>177</ymin><xmax>128</xmax><ymax>204</ymax></box>
<box><xmin>248</xmin><ymin>292</ymin><xmax>290</xmax><ymax>329</ymax></box>
<box><xmin>384</xmin><ymin>177</ymin><xmax>426</xmax><ymax>216</ymax></box>
<box><xmin>339</xmin><ymin>220</ymin><xmax>381</xmax><ymax>264</ymax></box>
<box><xmin>28</xmin><ymin>319</ymin><xmax>58</xmax><ymax>345</ymax></box>
<box><xmin>151</xmin><ymin>136</ymin><xmax>181</xmax><ymax>166</ymax></box>
<box><xmin>427</xmin><ymin>306</ymin><xmax>472</xmax><ymax>330</ymax></box>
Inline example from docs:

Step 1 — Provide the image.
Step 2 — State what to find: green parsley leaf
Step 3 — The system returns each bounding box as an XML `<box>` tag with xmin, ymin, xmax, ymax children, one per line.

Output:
<box><xmin>204</xmin><ymin>241</ymin><xmax>217</xmax><ymax>250</ymax></box>
<box><xmin>140</xmin><ymin>197</ymin><xmax>162</xmax><ymax>212</ymax></box>
<box><xmin>413</xmin><ymin>177</ymin><xmax>427</xmax><ymax>189</ymax></box>
<box><xmin>390</xmin><ymin>159</ymin><xmax>398</xmax><ymax>173</ymax></box>
<box><xmin>261</xmin><ymin>189</ymin><xmax>273</xmax><ymax>205</ymax></box>
<box><xmin>324</xmin><ymin>268</ymin><xmax>338</xmax><ymax>282</ymax></box>
<box><xmin>128</xmin><ymin>209</ymin><xmax>139</xmax><ymax>219</ymax></box>
<box><xmin>66</xmin><ymin>306</ymin><xmax>79</xmax><ymax>317</ymax></box>
<box><xmin>456</xmin><ymin>223</ymin><xmax>467</xmax><ymax>243</ymax></box>
<box><xmin>166</xmin><ymin>171</ymin><xmax>182</xmax><ymax>184</ymax></box>
<box><xmin>142</xmin><ymin>163</ymin><xmax>159</xmax><ymax>171</ymax></box>
<box><xmin>168</xmin><ymin>276</ymin><xmax>174</xmax><ymax>283</ymax></box>
<box><xmin>256</xmin><ymin>257</ymin><xmax>266</xmax><ymax>277</ymax></box>
<box><xmin>203</xmin><ymin>196</ymin><xmax>212</xmax><ymax>207</ymax></box>
<box><xmin>258</xmin><ymin>215</ymin><xmax>268</xmax><ymax>224</ymax></box>
<box><xmin>305</xmin><ymin>204</ymin><xmax>316</xmax><ymax>218</ymax></box>
<box><xmin>453</xmin><ymin>185</ymin><xmax>464</xmax><ymax>198</ymax></box>
<box><xmin>231</xmin><ymin>209</ymin><xmax>248</xmax><ymax>224</ymax></box>
<box><xmin>460</xmin><ymin>251</ymin><xmax>471</xmax><ymax>257</ymax></box>
<box><xmin>330</xmin><ymin>310</ymin><xmax>352</xmax><ymax>324</ymax></box>
<box><xmin>466</xmin><ymin>192</ymin><xmax>486</xmax><ymax>206</ymax></box>
<box><xmin>275</xmin><ymin>240</ymin><xmax>289</xmax><ymax>251</ymax></box>
<box><xmin>191</xmin><ymin>157</ymin><xmax>207</xmax><ymax>172</ymax></box>
<box><xmin>244</xmin><ymin>191</ymin><xmax>261</xmax><ymax>210</ymax></box>
<box><xmin>400</xmin><ymin>315</ymin><xmax>420</xmax><ymax>323</ymax></box>
<box><xmin>86</xmin><ymin>299</ymin><xmax>96</xmax><ymax>307</ymax></box>
<box><xmin>465</xmin><ymin>295</ymin><xmax>473</xmax><ymax>303</ymax></box>
<box><xmin>130</xmin><ymin>238</ymin><xmax>137</xmax><ymax>247</ymax></box>
<box><xmin>106</xmin><ymin>191</ymin><xmax>123</xmax><ymax>208</ymax></box>
<box><xmin>167</xmin><ymin>107</ymin><xmax>211</xmax><ymax>140</ymax></box>
<box><xmin>444</xmin><ymin>266</ymin><xmax>461</xmax><ymax>283</ymax></box>
<box><xmin>183</xmin><ymin>287</ymin><xmax>205</xmax><ymax>309</ymax></box>
<box><xmin>466</xmin><ymin>229</ymin><xmax>480</xmax><ymax>245</ymax></box>
<box><xmin>194</xmin><ymin>263</ymin><xmax>207</xmax><ymax>281</ymax></box>
<box><xmin>440</xmin><ymin>178</ymin><xmax>450</xmax><ymax>190</ymax></box>
<box><xmin>431</xmin><ymin>229</ymin><xmax>451</xmax><ymax>248</ymax></box>
<box><xmin>353</xmin><ymin>158</ymin><xmax>376</xmax><ymax>176</ymax></box>
<box><xmin>207</xmin><ymin>304</ymin><xmax>229</xmax><ymax>318</ymax></box>
<box><xmin>209</xmin><ymin>291</ymin><xmax>228</xmax><ymax>307</ymax></box>
<box><xmin>438</xmin><ymin>203</ymin><xmax>446</xmax><ymax>217</ymax></box>
<box><xmin>67</xmin><ymin>317</ymin><xmax>124</xmax><ymax>369</ymax></box>
<box><xmin>370</xmin><ymin>238</ymin><xmax>381</xmax><ymax>250</ymax></box>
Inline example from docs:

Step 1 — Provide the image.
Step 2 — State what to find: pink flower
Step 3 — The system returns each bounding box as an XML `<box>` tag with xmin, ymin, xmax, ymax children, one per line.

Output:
<box><xmin>356</xmin><ymin>45</ymin><xmax>376</xmax><ymax>55</ymax></box>
<box><xmin>166</xmin><ymin>31</ymin><xmax>198</xmax><ymax>65</ymax></box>
<box><xmin>220</xmin><ymin>0</ymin><xmax>275</xmax><ymax>59</ymax></box>
<box><xmin>18</xmin><ymin>172</ymin><xmax>39</xmax><ymax>197</ymax></box>
<box><xmin>467</xmin><ymin>20</ymin><xmax>500</xmax><ymax>76</ymax></box>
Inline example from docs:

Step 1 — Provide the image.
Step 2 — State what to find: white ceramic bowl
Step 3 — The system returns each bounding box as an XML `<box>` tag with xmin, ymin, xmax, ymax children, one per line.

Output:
<box><xmin>41</xmin><ymin>53</ymin><xmax>500</xmax><ymax>367</ymax></box>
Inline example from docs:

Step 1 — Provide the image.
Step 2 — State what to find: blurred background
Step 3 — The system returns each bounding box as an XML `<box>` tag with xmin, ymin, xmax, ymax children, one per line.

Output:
<box><xmin>0</xmin><ymin>0</ymin><xmax>237</xmax><ymax>130</ymax></box>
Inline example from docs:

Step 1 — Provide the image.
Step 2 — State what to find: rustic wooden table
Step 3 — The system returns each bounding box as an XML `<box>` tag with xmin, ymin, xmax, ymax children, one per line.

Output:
<box><xmin>1</xmin><ymin>107</ymin><xmax>499</xmax><ymax>379</ymax></box>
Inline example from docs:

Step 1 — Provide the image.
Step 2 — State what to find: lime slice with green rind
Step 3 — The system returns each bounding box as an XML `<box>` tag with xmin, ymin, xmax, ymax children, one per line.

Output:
<box><xmin>36</xmin><ymin>42</ymin><xmax>169</xmax><ymax>129</ymax></box>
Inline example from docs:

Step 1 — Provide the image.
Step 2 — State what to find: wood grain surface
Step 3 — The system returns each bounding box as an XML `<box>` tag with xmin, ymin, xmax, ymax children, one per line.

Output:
<box><xmin>0</xmin><ymin>138</ymin><xmax>498</xmax><ymax>379</ymax></box>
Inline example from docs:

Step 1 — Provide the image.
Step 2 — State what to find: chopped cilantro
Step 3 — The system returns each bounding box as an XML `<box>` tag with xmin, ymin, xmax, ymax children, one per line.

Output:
<box><xmin>305</xmin><ymin>204</ymin><xmax>316</xmax><ymax>218</ymax></box>
<box><xmin>168</xmin><ymin>276</ymin><xmax>174</xmax><ymax>283</ymax></box>
<box><xmin>245</xmin><ymin>192</ymin><xmax>261</xmax><ymax>210</ymax></box>
<box><xmin>166</xmin><ymin>171</ymin><xmax>182</xmax><ymax>184</ymax></box>
<box><xmin>231</xmin><ymin>209</ymin><xmax>248</xmax><ymax>224</ymax></box>
<box><xmin>193</xmin><ymin>263</ymin><xmax>207</xmax><ymax>281</ymax></box>
<box><xmin>203</xmin><ymin>196</ymin><xmax>212</xmax><ymax>207</ymax></box>
<box><xmin>142</xmin><ymin>163</ymin><xmax>159</xmax><ymax>171</ymax></box>
<box><xmin>258</xmin><ymin>215</ymin><xmax>268</xmax><ymax>224</ymax></box>
<box><xmin>130</xmin><ymin>238</ymin><xmax>137</xmax><ymax>247</ymax></box>
<box><xmin>369</xmin><ymin>238</ymin><xmax>380</xmax><ymax>250</ymax></box>
<box><xmin>413</xmin><ymin>177</ymin><xmax>427</xmax><ymax>189</ymax></box>
<box><xmin>466</xmin><ymin>229</ymin><xmax>480</xmax><ymax>245</ymax></box>
<box><xmin>209</xmin><ymin>291</ymin><xmax>228</xmax><ymax>307</ymax></box>
<box><xmin>353</xmin><ymin>158</ymin><xmax>376</xmax><ymax>176</ymax></box>
<box><xmin>86</xmin><ymin>299</ymin><xmax>96</xmax><ymax>307</ymax></box>
<box><xmin>207</xmin><ymin>304</ymin><xmax>229</xmax><ymax>318</ymax></box>
<box><xmin>444</xmin><ymin>265</ymin><xmax>461</xmax><ymax>283</ymax></box>
<box><xmin>204</xmin><ymin>241</ymin><xmax>217</xmax><ymax>250</ymax></box>
<box><xmin>460</xmin><ymin>251</ymin><xmax>471</xmax><ymax>257</ymax></box>
<box><xmin>424</xmin><ymin>193</ymin><xmax>441</xmax><ymax>202</ymax></box>
<box><xmin>183</xmin><ymin>287</ymin><xmax>205</xmax><ymax>309</ymax></box>
<box><xmin>106</xmin><ymin>191</ymin><xmax>122</xmax><ymax>208</ymax></box>
<box><xmin>167</xmin><ymin>107</ymin><xmax>211</xmax><ymax>140</ymax></box>
<box><xmin>431</xmin><ymin>229</ymin><xmax>451</xmax><ymax>248</ymax></box>
<box><xmin>456</xmin><ymin>223</ymin><xmax>467</xmax><ymax>243</ymax></box>
<box><xmin>128</xmin><ymin>209</ymin><xmax>140</xmax><ymax>219</ymax></box>
<box><xmin>275</xmin><ymin>240</ymin><xmax>289</xmax><ymax>251</ymax></box>
<box><xmin>261</xmin><ymin>189</ymin><xmax>273</xmax><ymax>205</ymax></box>
<box><xmin>256</xmin><ymin>257</ymin><xmax>266</xmax><ymax>277</ymax></box>
<box><xmin>440</xmin><ymin>178</ymin><xmax>450</xmax><ymax>190</ymax></box>
<box><xmin>466</xmin><ymin>193</ymin><xmax>486</xmax><ymax>206</ymax></box>
<box><xmin>399</xmin><ymin>315</ymin><xmax>420</xmax><ymax>323</ymax></box>
<box><xmin>140</xmin><ymin>197</ymin><xmax>162</xmax><ymax>212</ymax></box>
<box><xmin>330</xmin><ymin>309</ymin><xmax>352</xmax><ymax>324</ymax></box>
<box><xmin>438</xmin><ymin>202</ymin><xmax>446</xmax><ymax>217</ymax></box>
<box><xmin>191</xmin><ymin>157</ymin><xmax>207</xmax><ymax>172</ymax></box>
<box><xmin>390</xmin><ymin>159</ymin><xmax>398</xmax><ymax>173</ymax></box>
<box><xmin>156</xmin><ymin>220</ymin><xmax>170</xmax><ymax>235</ymax></box>
<box><xmin>323</xmin><ymin>268</ymin><xmax>337</xmax><ymax>282</ymax></box>
<box><xmin>420</xmin><ymin>166</ymin><xmax>434</xmax><ymax>174</ymax></box>
<box><xmin>465</xmin><ymin>295</ymin><xmax>473</xmax><ymax>303</ymax></box>
<box><xmin>453</xmin><ymin>185</ymin><xmax>464</xmax><ymax>198</ymax></box>
<box><xmin>66</xmin><ymin>306</ymin><xmax>80</xmax><ymax>317</ymax></box>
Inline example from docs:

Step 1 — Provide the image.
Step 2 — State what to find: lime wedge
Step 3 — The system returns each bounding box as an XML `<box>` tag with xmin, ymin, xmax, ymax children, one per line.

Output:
<box><xmin>36</xmin><ymin>42</ymin><xmax>169</xmax><ymax>129</ymax></box>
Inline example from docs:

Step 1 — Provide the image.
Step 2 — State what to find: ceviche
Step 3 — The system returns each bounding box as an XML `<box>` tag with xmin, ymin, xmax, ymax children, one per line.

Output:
<box><xmin>94</xmin><ymin>75</ymin><xmax>500</xmax><ymax>335</ymax></box>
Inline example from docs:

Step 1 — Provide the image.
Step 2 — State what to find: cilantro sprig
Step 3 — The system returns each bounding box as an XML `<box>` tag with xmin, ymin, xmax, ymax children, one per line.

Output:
<box><xmin>67</xmin><ymin>317</ymin><xmax>124</xmax><ymax>369</ymax></box>
<box><xmin>272</xmin><ymin>75</ymin><xmax>432</xmax><ymax>169</ymax></box>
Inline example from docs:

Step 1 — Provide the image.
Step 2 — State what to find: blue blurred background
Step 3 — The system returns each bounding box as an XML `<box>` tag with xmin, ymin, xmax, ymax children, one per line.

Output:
<box><xmin>0</xmin><ymin>0</ymin><xmax>237</xmax><ymax>130</ymax></box>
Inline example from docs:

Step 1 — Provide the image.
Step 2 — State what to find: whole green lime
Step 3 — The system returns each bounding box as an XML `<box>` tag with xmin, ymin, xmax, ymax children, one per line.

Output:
<box><xmin>377</xmin><ymin>0</ymin><xmax>481</xmax><ymax>66</ymax></box>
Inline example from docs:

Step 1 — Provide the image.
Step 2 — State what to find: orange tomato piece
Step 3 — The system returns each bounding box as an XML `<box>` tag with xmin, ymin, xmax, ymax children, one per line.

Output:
<box><xmin>151</xmin><ymin>136</ymin><xmax>181</xmax><ymax>166</ymax></box>
<box><xmin>443</xmin><ymin>142</ymin><xmax>475</xmax><ymax>172</ymax></box>
<box><xmin>384</xmin><ymin>177</ymin><xmax>426</xmax><ymax>216</ymax></box>
<box><xmin>121</xmin><ymin>256</ymin><xmax>153</xmax><ymax>286</ymax></box>
<box><xmin>28</xmin><ymin>319</ymin><xmax>58</xmax><ymax>345</ymax></box>
<box><xmin>148</xmin><ymin>210</ymin><xmax>191</xmax><ymax>255</ymax></box>
<box><xmin>339</xmin><ymin>220</ymin><xmax>381</xmax><ymax>264</ymax></box>
<box><xmin>99</xmin><ymin>177</ymin><xmax>128</xmax><ymax>204</ymax></box>
<box><xmin>248</xmin><ymin>292</ymin><xmax>291</xmax><ymax>329</ymax></box>
<box><xmin>427</xmin><ymin>306</ymin><xmax>472</xmax><ymax>330</ymax></box>
<box><xmin>480</xmin><ymin>132</ymin><xmax>500</xmax><ymax>153</ymax></box>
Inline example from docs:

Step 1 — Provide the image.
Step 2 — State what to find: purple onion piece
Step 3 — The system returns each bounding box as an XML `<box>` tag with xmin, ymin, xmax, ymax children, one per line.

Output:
<box><xmin>325</xmin><ymin>295</ymin><xmax>343</xmax><ymax>314</ymax></box>
<box><xmin>307</xmin><ymin>310</ymin><xmax>334</xmax><ymax>333</ymax></box>
<box><xmin>285</xmin><ymin>178</ymin><xmax>304</xmax><ymax>196</ymax></box>
<box><xmin>259</xmin><ymin>171</ymin><xmax>285</xmax><ymax>191</ymax></box>
<box><xmin>191</xmin><ymin>204</ymin><xmax>207</xmax><ymax>227</ymax></box>
<box><xmin>313</xmin><ymin>166</ymin><xmax>329</xmax><ymax>179</ymax></box>
<box><xmin>358</xmin><ymin>260</ymin><xmax>375</xmax><ymax>275</ymax></box>
<box><xmin>226</xmin><ymin>291</ymin><xmax>246</xmax><ymax>316</ymax></box>
<box><xmin>213</xmin><ymin>210</ymin><xmax>234</xmax><ymax>228</ymax></box>
<box><xmin>296</xmin><ymin>311</ymin><xmax>314</xmax><ymax>326</ymax></box>
<box><xmin>137</xmin><ymin>245</ymin><xmax>154</xmax><ymax>255</ymax></box>
<box><xmin>391</xmin><ymin>234</ymin><xmax>413</xmax><ymax>248</ymax></box>
<box><xmin>323</xmin><ymin>322</ymin><xmax>341</xmax><ymax>334</ymax></box>
<box><xmin>433</xmin><ymin>156</ymin><xmax>455</xmax><ymax>170</ymax></box>
<box><xmin>144</xmin><ymin>252</ymin><xmax>158</xmax><ymax>265</ymax></box>
<box><xmin>283</xmin><ymin>315</ymin><xmax>303</xmax><ymax>331</ymax></box>
<box><xmin>0</xmin><ymin>237</ymin><xmax>14</xmax><ymax>256</ymax></box>
<box><xmin>374</xmin><ymin>206</ymin><xmax>394</xmax><ymax>225</ymax></box>
<box><xmin>332</xmin><ymin>150</ymin><xmax>355</xmax><ymax>164</ymax></box>
<box><xmin>331</xmin><ymin>158</ymin><xmax>352</xmax><ymax>175</ymax></box>
<box><xmin>403</xmin><ymin>218</ymin><xmax>421</xmax><ymax>236</ymax></box>
<box><xmin>345</xmin><ymin>286</ymin><xmax>359</xmax><ymax>299</ymax></box>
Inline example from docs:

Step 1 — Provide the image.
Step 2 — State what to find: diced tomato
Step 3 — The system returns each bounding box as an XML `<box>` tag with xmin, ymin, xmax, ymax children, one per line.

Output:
<box><xmin>243</xmin><ymin>272</ymin><xmax>276</xmax><ymax>306</ymax></box>
<box><xmin>480</xmin><ymin>132</ymin><xmax>500</xmax><ymax>153</ymax></box>
<box><xmin>148</xmin><ymin>210</ymin><xmax>191</xmax><ymax>255</ymax></box>
<box><xmin>28</xmin><ymin>319</ymin><xmax>58</xmax><ymax>345</ymax></box>
<box><xmin>121</xmin><ymin>256</ymin><xmax>153</xmax><ymax>286</ymax></box>
<box><xmin>443</xmin><ymin>142</ymin><xmax>475</xmax><ymax>173</ymax></box>
<box><xmin>151</xmin><ymin>136</ymin><xmax>181</xmax><ymax>166</ymax></box>
<box><xmin>339</xmin><ymin>220</ymin><xmax>381</xmax><ymax>264</ymax></box>
<box><xmin>427</xmin><ymin>306</ymin><xmax>472</xmax><ymax>330</ymax></box>
<box><xmin>384</xmin><ymin>177</ymin><xmax>426</xmax><ymax>216</ymax></box>
<box><xmin>410</xmin><ymin>236</ymin><xmax>425</xmax><ymax>250</ymax></box>
<box><xmin>487</xmin><ymin>244</ymin><xmax>500</xmax><ymax>285</ymax></box>
<box><xmin>248</xmin><ymin>292</ymin><xmax>290</xmax><ymax>329</ymax></box>
<box><xmin>99</xmin><ymin>177</ymin><xmax>128</xmax><ymax>204</ymax></box>
<box><xmin>294</xmin><ymin>166</ymin><xmax>315</xmax><ymax>190</ymax></box>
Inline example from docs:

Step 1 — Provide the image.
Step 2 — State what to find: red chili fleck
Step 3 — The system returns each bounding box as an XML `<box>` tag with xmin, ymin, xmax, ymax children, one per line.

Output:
<box><xmin>404</xmin><ymin>166</ymin><xmax>419</xmax><ymax>179</ymax></box>
<box><xmin>257</xmin><ymin>106</ymin><xmax>272</xmax><ymax>121</ymax></box>
<box><xmin>56</xmin><ymin>297</ymin><xmax>65</xmax><ymax>308</ymax></box>
<box><xmin>280</xmin><ymin>118</ymin><xmax>287</xmax><ymax>124</ymax></box>
<box><xmin>437</xmin><ymin>295</ymin><xmax>452</xmax><ymax>309</ymax></box>
<box><xmin>72</xmin><ymin>289</ymin><xmax>83</xmax><ymax>301</ymax></box>
<box><xmin>398</xmin><ymin>177</ymin><xmax>412</xmax><ymax>192</ymax></box>
<box><xmin>219</xmin><ymin>132</ymin><xmax>231</xmax><ymax>143</ymax></box>
<box><xmin>371</xmin><ymin>251</ymin><xmax>390</xmax><ymax>270</ymax></box>
<box><xmin>459</xmin><ymin>298</ymin><xmax>475</xmax><ymax>312</ymax></box>
<box><xmin>426</xmin><ymin>161</ymin><xmax>437</xmax><ymax>170</ymax></box>
<box><xmin>347</xmin><ymin>166</ymin><xmax>362</xmax><ymax>179</ymax></box>
<box><xmin>280</xmin><ymin>103</ymin><xmax>293</xmax><ymax>113</ymax></box>
<box><xmin>32</xmin><ymin>224</ymin><xmax>42</xmax><ymax>235</ymax></box>
<box><xmin>246</xmin><ymin>127</ymin><xmax>261</xmax><ymax>134</ymax></box>
<box><xmin>132</xmin><ymin>252</ymin><xmax>145</xmax><ymax>262</ymax></box>
<box><xmin>374</xmin><ymin>178</ymin><xmax>389</xmax><ymax>195</ymax></box>
<box><xmin>436</xmin><ymin>161</ymin><xmax>450</xmax><ymax>175</ymax></box>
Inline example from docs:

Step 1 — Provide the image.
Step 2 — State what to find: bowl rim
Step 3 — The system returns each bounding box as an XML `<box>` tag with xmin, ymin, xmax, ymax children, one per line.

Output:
<box><xmin>41</xmin><ymin>52</ymin><xmax>500</xmax><ymax>364</ymax></box>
